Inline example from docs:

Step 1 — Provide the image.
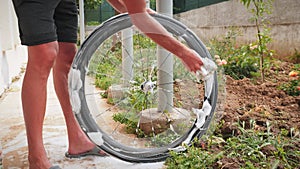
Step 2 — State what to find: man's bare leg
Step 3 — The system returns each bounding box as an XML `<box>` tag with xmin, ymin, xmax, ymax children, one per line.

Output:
<box><xmin>23</xmin><ymin>42</ymin><xmax>104</xmax><ymax>169</ymax></box>
<box><xmin>22</xmin><ymin>42</ymin><xmax>58</xmax><ymax>169</ymax></box>
<box><xmin>52</xmin><ymin>42</ymin><xmax>102</xmax><ymax>155</ymax></box>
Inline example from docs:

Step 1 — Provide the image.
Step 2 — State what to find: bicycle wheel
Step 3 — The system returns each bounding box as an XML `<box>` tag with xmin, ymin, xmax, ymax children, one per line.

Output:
<box><xmin>69</xmin><ymin>13</ymin><xmax>218</xmax><ymax>163</ymax></box>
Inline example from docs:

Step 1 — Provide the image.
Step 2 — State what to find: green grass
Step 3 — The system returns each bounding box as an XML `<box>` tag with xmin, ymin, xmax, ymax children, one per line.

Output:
<box><xmin>165</xmin><ymin>120</ymin><xmax>300</xmax><ymax>169</ymax></box>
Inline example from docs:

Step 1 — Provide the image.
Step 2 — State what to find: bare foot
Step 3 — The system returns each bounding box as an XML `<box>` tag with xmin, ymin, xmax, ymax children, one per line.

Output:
<box><xmin>66</xmin><ymin>132</ymin><xmax>106</xmax><ymax>156</ymax></box>
<box><xmin>28</xmin><ymin>151</ymin><xmax>52</xmax><ymax>169</ymax></box>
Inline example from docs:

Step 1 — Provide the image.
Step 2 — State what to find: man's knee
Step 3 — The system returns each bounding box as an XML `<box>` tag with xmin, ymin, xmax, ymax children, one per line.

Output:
<box><xmin>28</xmin><ymin>42</ymin><xmax>58</xmax><ymax>72</ymax></box>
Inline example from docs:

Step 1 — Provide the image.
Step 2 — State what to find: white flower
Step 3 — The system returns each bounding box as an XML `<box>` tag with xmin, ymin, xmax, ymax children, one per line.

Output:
<box><xmin>250</xmin><ymin>44</ymin><xmax>258</xmax><ymax>50</ymax></box>
<box><xmin>214</xmin><ymin>55</ymin><xmax>220</xmax><ymax>59</ymax></box>
<box><xmin>216</xmin><ymin>59</ymin><xmax>227</xmax><ymax>66</ymax></box>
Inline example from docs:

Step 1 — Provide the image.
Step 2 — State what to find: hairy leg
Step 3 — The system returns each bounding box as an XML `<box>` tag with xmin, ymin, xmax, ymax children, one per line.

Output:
<box><xmin>52</xmin><ymin>42</ymin><xmax>96</xmax><ymax>154</ymax></box>
<box><xmin>22</xmin><ymin>42</ymin><xmax>58</xmax><ymax>169</ymax></box>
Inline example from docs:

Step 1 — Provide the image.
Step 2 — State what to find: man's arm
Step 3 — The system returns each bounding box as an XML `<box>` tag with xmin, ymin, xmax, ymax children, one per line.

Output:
<box><xmin>107</xmin><ymin>0</ymin><xmax>127</xmax><ymax>13</ymax></box>
<box><xmin>121</xmin><ymin>0</ymin><xmax>203</xmax><ymax>72</ymax></box>
<box><xmin>107</xmin><ymin>0</ymin><xmax>203</xmax><ymax>72</ymax></box>
<box><xmin>107</xmin><ymin>0</ymin><xmax>155</xmax><ymax>14</ymax></box>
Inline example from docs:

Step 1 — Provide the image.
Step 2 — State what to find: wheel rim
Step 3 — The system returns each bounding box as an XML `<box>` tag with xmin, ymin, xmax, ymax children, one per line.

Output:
<box><xmin>69</xmin><ymin>13</ymin><xmax>218</xmax><ymax>162</ymax></box>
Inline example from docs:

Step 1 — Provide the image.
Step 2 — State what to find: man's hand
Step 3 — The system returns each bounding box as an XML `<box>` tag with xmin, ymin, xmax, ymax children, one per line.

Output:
<box><xmin>180</xmin><ymin>50</ymin><xmax>203</xmax><ymax>73</ymax></box>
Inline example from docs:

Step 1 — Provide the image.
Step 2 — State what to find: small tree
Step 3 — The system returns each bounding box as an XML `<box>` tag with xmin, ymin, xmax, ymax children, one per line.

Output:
<box><xmin>240</xmin><ymin>0</ymin><xmax>274</xmax><ymax>82</ymax></box>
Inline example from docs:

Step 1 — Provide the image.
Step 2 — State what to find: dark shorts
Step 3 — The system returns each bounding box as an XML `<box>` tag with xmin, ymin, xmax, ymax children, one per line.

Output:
<box><xmin>12</xmin><ymin>0</ymin><xmax>78</xmax><ymax>46</ymax></box>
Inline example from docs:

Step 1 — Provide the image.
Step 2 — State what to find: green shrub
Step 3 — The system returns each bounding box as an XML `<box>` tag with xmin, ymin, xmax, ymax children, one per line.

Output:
<box><xmin>280</xmin><ymin>79</ymin><xmax>300</xmax><ymax>96</ymax></box>
<box><xmin>223</xmin><ymin>44</ymin><xmax>260</xmax><ymax>79</ymax></box>
<box><xmin>279</xmin><ymin>64</ymin><xmax>300</xmax><ymax>96</ymax></box>
<box><xmin>210</xmin><ymin>29</ymin><xmax>261</xmax><ymax>79</ymax></box>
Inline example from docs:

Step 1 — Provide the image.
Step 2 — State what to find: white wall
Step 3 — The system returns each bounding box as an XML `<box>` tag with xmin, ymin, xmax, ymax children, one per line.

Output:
<box><xmin>176</xmin><ymin>0</ymin><xmax>300</xmax><ymax>59</ymax></box>
<box><xmin>0</xmin><ymin>0</ymin><xmax>28</xmax><ymax>95</ymax></box>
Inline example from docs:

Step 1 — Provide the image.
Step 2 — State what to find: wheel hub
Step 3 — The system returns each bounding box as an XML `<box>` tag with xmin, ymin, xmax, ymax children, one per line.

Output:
<box><xmin>140</xmin><ymin>80</ymin><xmax>156</xmax><ymax>93</ymax></box>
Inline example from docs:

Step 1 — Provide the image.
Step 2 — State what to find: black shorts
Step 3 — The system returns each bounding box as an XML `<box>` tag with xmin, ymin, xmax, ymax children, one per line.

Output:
<box><xmin>12</xmin><ymin>0</ymin><xmax>78</xmax><ymax>46</ymax></box>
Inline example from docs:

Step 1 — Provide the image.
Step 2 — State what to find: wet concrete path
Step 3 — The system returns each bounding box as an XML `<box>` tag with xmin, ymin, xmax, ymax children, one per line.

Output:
<box><xmin>0</xmin><ymin>72</ymin><xmax>165</xmax><ymax>169</ymax></box>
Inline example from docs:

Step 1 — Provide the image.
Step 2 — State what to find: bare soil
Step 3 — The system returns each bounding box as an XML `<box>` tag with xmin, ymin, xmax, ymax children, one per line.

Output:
<box><xmin>220</xmin><ymin>61</ymin><xmax>300</xmax><ymax>136</ymax></box>
<box><xmin>213</xmin><ymin>60</ymin><xmax>300</xmax><ymax>168</ymax></box>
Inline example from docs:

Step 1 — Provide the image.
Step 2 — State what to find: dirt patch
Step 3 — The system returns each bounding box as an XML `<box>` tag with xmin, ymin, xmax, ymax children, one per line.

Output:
<box><xmin>213</xmin><ymin>61</ymin><xmax>300</xmax><ymax>167</ymax></box>
<box><xmin>220</xmin><ymin>61</ymin><xmax>299</xmax><ymax>136</ymax></box>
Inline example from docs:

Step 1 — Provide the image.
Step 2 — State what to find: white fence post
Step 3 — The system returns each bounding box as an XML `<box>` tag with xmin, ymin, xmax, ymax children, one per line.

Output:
<box><xmin>122</xmin><ymin>28</ymin><xmax>134</xmax><ymax>84</ymax></box>
<box><xmin>156</xmin><ymin>0</ymin><xmax>173</xmax><ymax>113</ymax></box>
<box><xmin>79</xmin><ymin>0</ymin><xmax>85</xmax><ymax>45</ymax></box>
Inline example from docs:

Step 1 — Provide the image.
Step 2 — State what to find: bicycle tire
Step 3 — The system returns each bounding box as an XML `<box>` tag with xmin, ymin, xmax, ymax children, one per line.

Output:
<box><xmin>68</xmin><ymin>13</ymin><xmax>218</xmax><ymax>163</ymax></box>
